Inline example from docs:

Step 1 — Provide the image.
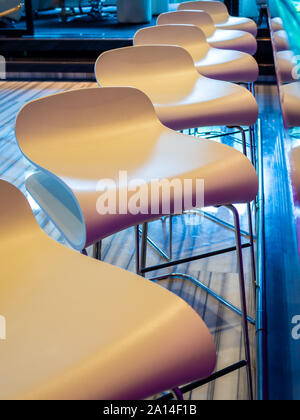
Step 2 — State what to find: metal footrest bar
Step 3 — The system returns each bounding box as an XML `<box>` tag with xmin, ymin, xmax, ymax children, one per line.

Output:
<box><xmin>184</xmin><ymin>209</ymin><xmax>254</xmax><ymax>240</ymax></box>
<box><xmin>151</xmin><ymin>273</ymin><xmax>255</xmax><ymax>325</ymax></box>
<box><xmin>157</xmin><ymin>360</ymin><xmax>248</xmax><ymax>401</ymax></box>
<box><xmin>138</xmin><ymin>226</ymin><xmax>171</xmax><ymax>262</ymax></box>
<box><xmin>140</xmin><ymin>243</ymin><xmax>251</xmax><ymax>275</ymax></box>
<box><xmin>195</xmin><ymin>129</ymin><xmax>251</xmax><ymax>146</ymax></box>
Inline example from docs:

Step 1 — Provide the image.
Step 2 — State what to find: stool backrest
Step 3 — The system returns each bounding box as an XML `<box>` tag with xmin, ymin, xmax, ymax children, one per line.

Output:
<box><xmin>134</xmin><ymin>24</ymin><xmax>210</xmax><ymax>62</ymax></box>
<box><xmin>0</xmin><ymin>180</ymin><xmax>38</xmax><ymax>239</ymax></box>
<box><xmin>95</xmin><ymin>45</ymin><xmax>200</xmax><ymax>100</ymax></box>
<box><xmin>157</xmin><ymin>10</ymin><xmax>216</xmax><ymax>37</ymax></box>
<box><xmin>15</xmin><ymin>87</ymin><xmax>164</xmax><ymax>249</ymax></box>
<box><xmin>16</xmin><ymin>87</ymin><xmax>159</xmax><ymax>167</ymax></box>
<box><xmin>178</xmin><ymin>1</ymin><xmax>229</xmax><ymax>24</ymax></box>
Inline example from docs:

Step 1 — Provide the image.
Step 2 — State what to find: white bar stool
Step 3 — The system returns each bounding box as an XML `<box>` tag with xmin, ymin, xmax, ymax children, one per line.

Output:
<box><xmin>277</xmin><ymin>50</ymin><xmax>296</xmax><ymax>83</ymax></box>
<box><xmin>16</xmin><ymin>86</ymin><xmax>258</xmax><ymax>399</ymax></box>
<box><xmin>96</xmin><ymin>44</ymin><xmax>258</xmax><ymax>167</ymax></box>
<box><xmin>96</xmin><ymin>45</ymin><xmax>258</xmax><ymax>131</ymax></box>
<box><xmin>95</xmin><ymin>44</ymin><xmax>258</xmax><ymax>269</ymax></box>
<box><xmin>134</xmin><ymin>23</ymin><xmax>259</xmax><ymax>83</ymax></box>
<box><xmin>157</xmin><ymin>10</ymin><xmax>257</xmax><ymax>55</ymax></box>
<box><xmin>0</xmin><ymin>179</ymin><xmax>216</xmax><ymax>400</ymax></box>
<box><xmin>177</xmin><ymin>1</ymin><xmax>257</xmax><ymax>36</ymax></box>
<box><xmin>273</xmin><ymin>29</ymin><xmax>290</xmax><ymax>52</ymax></box>
<box><xmin>281</xmin><ymin>81</ymin><xmax>300</xmax><ymax>128</ymax></box>
<box><xmin>271</xmin><ymin>17</ymin><xmax>283</xmax><ymax>31</ymax></box>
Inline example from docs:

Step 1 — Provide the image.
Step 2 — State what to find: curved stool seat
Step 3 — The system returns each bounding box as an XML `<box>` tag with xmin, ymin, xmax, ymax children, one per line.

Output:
<box><xmin>277</xmin><ymin>50</ymin><xmax>296</xmax><ymax>83</ymax></box>
<box><xmin>16</xmin><ymin>86</ymin><xmax>258</xmax><ymax>251</ymax></box>
<box><xmin>281</xmin><ymin>81</ymin><xmax>300</xmax><ymax>127</ymax></box>
<box><xmin>271</xmin><ymin>17</ymin><xmax>283</xmax><ymax>32</ymax></box>
<box><xmin>274</xmin><ymin>30</ymin><xmax>290</xmax><ymax>52</ymax></box>
<box><xmin>96</xmin><ymin>45</ymin><xmax>258</xmax><ymax>131</ymax></box>
<box><xmin>177</xmin><ymin>1</ymin><xmax>257</xmax><ymax>37</ymax></box>
<box><xmin>214</xmin><ymin>16</ymin><xmax>257</xmax><ymax>37</ymax></box>
<box><xmin>157</xmin><ymin>10</ymin><xmax>257</xmax><ymax>55</ymax></box>
<box><xmin>207</xmin><ymin>27</ymin><xmax>257</xmax><ymax>56</ymax></box>
<box><xmin>0</xmin><ymin>180</ymin><xmax>216</xmax><ymax>400</ymax></box>
<box><xmin>134</xmin><ymin>24</ymin><xmax>259</xmax><ymax>83</ymax></box>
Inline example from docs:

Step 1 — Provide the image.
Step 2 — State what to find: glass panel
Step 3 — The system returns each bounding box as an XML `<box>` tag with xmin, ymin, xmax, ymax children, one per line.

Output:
<box><xmin>271</xmin><ymin>0</ymin><xmax>300</xmax><ymax>55</ymax></box>
<box><xmin>0</xmin><ymin>0</ymin><xmax>33</xmax><ymax>35</ymax></box>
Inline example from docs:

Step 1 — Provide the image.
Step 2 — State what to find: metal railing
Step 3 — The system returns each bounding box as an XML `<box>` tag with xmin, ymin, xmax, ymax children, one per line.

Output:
<box><xmin>0</xmin><ymin>3</ymin><xmax>23</xmax><ymax>18</ymax></box>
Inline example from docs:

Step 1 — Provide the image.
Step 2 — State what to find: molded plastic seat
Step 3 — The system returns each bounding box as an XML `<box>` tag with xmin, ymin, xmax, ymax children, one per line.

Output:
<box><xmin>96</xmin><ymin>45</ymin><xmax>258</xmax><ymax>131</ymax></box>
<box><xmin>271</xmin><ymin>17</ymin><xmax>283</xmax><ymax>31</ymax></box>
<box><xmin>0</xmin><ymin>179</ymin><xmax>216</xmax><ymax>400</ymax></box>
<box><xmin>157</xmin><ymin>10</ymin><xmax>257</xmax><ymax>55</ymax></box>
<box><xmin>274</xmin><ymin>30</ymin><xmax>290</xmax><ymax>52</ymax></box>
<box><xmin>281</xmin><ymin>81</ymin><xmax>300</xmax><ymax>127</ymax></box>
<box><xmin>177</xmin><ymin>1</ymin><xmax>257</xmax><ymax>37</ymax></box>
<box><xmin>134</xmin><ymin>24</ymin><xmax>259</xmax><ymax>83</ymax></box>
<box><xmin>276</xmin><ymin>50</ymin><xmax>296</xmax><ymax>83</ymax></box>
<box><xmin>16</xmin><ymin>87</ymin><xmax>258</xmax><ymax>250</ymax></box>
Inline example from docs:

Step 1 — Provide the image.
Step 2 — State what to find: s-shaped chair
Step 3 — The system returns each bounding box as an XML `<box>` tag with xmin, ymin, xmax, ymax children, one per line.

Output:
<box><xmin>16</xmin><ymin>87</ymin><xmax>258</xmax><ymax>399</ymax></box>
<box><xmin>95</xmin><ymin>44</ymin><xmax>258</xmax><ymax>271</ymax></box>
<box><xmin>0</xmin><ymin>180</ymin><xmax>216</xmax><ymax>400</ymax></box>
<box><xmin>177</xmin><ymin>1</ymin><xmax>257</xmax><ymax>37</ymax></box>
<box><xmin>95</xmin><ymin>45</ymin><xmax>258</xmax><ymax>159</ymax></box>
<box><xmin>273</xmin><ymin>29</ymin><xmax>290</xmax><ymax>52</ymax></box>
<box><xmin>134</xmin><ymin>24</ymin><xmax>259</xmax><ymax>83</ymax></box>
<box><xmin>271</xmin><ymin>17</ymin><xmax>283</xmax><ymax>31</ymax></box>
<box><xmin>157</xmin><ymin>10</ymin><xmax>257</xmax><ymax>55</ymax></box>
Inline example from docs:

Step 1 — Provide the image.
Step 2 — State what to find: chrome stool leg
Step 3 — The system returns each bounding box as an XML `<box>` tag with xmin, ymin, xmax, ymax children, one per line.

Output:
<box><xmin>135</xmin><ymin>225</ymin><xmax>141</xmax><ymax>275</ymax></box>
<box><xmin>228</xmin><ymin>204</ymin><xmax>254</xmax><ymax>401</ymax></box>
<box><xmin>138</xmin><ymin>225</ymin><xmax>171</xmax><ymax>262</ymax></box>
<box><xmin>247</xmin><ymin>203</ymin><xmax>257</xmax><ymax>299</ymax></box>
<box><xmin>169</xmin><ymin>215</ymin><xmax>173</xmax><ymax>261</ymax></box>
<box><xmin>93</xmin><ymin>241</ymin><xmax>102</xmax><ymax>261</ymax></box>
<box><xmin>141</xmin><ymin>222</ymin><xmax>148</xmax><ymax>278</ymax></box>
<box><xmin>142</xmin><ymin>205</ymin><xmax>254</xmax><ymax>400</ymax></box>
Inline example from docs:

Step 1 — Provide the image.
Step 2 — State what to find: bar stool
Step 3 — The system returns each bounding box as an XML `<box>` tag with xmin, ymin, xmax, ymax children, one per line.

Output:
<box><xmin>134</xmin><ymin>24</ymin><xmax>259</xmax><ymax>83</ymax></box>
<box><xmin>281</xmin><ymin>81</ymin><xmax>300</xmax><ymax>128</ymax></box>
<box><xmin>95</xmin><ymin>45</ymin><xmax>258</xmax><ymax>131</ymax></box>
<box><xmin>16</xmin><ymin>86</ymin><xmax>258</xmax><ymax>399</ymax></box>
<box><xmin>277</xmin><ymin>50</ymin><xmax>296</xmax><ymax>83</ymax></box>
<box><xmin>95</xmin><ymin>44</ymin><xmax>257</xmax><ymax>166</ymax></box>
<box><xmin>177</xmin><ymin>1</ymin><xmax>257</xmax><ymax>37</ymax></box>
<box><xmin>157</xmin><ymin>10</ymin><xmax>257</xmax><ymax>55</ymax></box>
<box><xmin>271</xmin><ymin>17</ymin><xmax>283</xmax><ymax>31</ymax></box>
<box><xmin>95</xmin><ymin>44</ymin><xmax>257</xmax><ymax>282</ymax></box>
<box><xmin>0</xmin><ymin>179</ymin><xmax>216</xmax><ymax>400</ymax></box>
<box><xmin>273</xmin><ymin>30</ymin><xmax>290</xmax><ymax>52</ymax></box>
